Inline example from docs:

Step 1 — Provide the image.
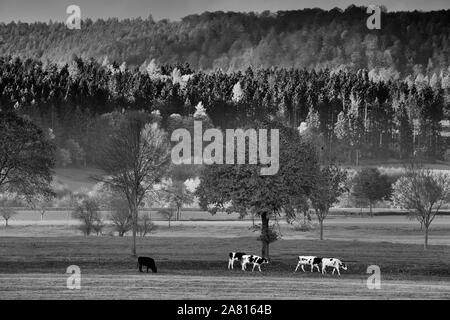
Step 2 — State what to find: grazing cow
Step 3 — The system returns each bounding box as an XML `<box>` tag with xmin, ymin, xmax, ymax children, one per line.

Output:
<box><xmin>241</xmin><ymin>254</ymin><xmax>269</xmax><ymax>272</ymax></box>
<box><xmin>294</xmin><ymin>256</ymin><xmax>322</xmax><ymax>273</ymax></box>
<box><xmin>137</xmin><ymin>256</ymin><xmax>157</xmax><ymax>273</ymax></box>
<box><xmin>228</xmin><ymin>252</ymin><xmax>247</xmax><ymax>270</ymax></box>
<box><xmin>321</xmin><ymin>258</ymin><xmax>347</xmax><ymax>275</ymax></box>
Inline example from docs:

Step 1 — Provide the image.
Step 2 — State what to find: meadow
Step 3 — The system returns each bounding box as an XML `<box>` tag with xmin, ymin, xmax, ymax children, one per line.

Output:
<box><xmin>0</xmin><ymin>215</ymin><xmax>450</xmax><ymax>299</ymax></box>
<box><xmin>1</xmin><ymin>165</ymin><xmax>450</xmax><ymax>300</ymax></box>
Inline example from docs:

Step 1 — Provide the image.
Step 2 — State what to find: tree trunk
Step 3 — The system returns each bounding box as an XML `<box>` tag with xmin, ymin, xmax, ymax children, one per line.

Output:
<box><xmin>369</xmin><ymin>202</ymin><xmax>373</xmax><ymax>217</ymax></box>
<box><xmin>319</xmin><ymin>219</ymin><xmax>324</xmax><ymax>240</ymax></box>
<box><xmin>131</xmin><ymin>203</ymin><xmax>138</xmax><ymax>257</ymax></box>
<box><xmin>261</xmin><ymin>212</ymin><xmax>270</xmax><ymax>259</ymax></box>
<box><xmin>424</xmin><ymin>225</ymin><xmax>429</xmax><ymax>250</ymax></box>
<box><xmin>5</xmin><ymin>219</ymin><xmax>8</xmax><ymax>227</ymax></box>
<box><xmin>41</xmin><ymin>210</ymin><xmax>45</xmax><ymax>221</ymax></box>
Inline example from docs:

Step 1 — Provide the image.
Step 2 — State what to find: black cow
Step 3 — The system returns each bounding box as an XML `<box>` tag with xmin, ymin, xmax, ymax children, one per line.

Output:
<box><xmin>137</xmin><ymin>256</ymin><xmax>157</xmax><ymax>273</ymax></box>
<box><xmin>311</xmin><ymin>257</ymin><xmax>323</xmax><ymax>272</ymax></box>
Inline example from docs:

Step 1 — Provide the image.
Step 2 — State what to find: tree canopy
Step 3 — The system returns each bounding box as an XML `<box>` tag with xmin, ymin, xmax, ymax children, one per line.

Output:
<box><xmin>0</xmin><ymin>112</ymin><xmax>55</xmax><ymax>199</ymax></box>
<box><xmin>196</xmin><ymin>122</ymin><xmax>320</xmax><ymax>258</ymax></box>
<box><xmin>0</xmin><ymin>7</ymin><xmax>449</xmax><ymax>76</ymax></box>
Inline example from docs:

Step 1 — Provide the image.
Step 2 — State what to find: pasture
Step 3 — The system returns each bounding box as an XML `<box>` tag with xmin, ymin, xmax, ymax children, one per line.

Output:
<box><xmin>3</xmin><ymin>214</ymin><xmax>450</xmax><ymax>245</ymax></box>
<box><xmin>0</xmin><ymin>218</ymin><xmax>450</xmax><ymax>299</ymax></box>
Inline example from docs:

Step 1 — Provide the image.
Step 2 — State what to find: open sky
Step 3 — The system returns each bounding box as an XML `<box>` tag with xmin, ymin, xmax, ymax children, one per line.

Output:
<box><xmin>0</xmin><ymin>0</ymin><xmax>449</xmax><ymax>23</ymax></box>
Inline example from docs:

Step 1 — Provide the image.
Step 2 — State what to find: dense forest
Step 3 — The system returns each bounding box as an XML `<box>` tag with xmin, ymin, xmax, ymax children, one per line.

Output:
<box><xmin>0</xmin><ymin>55</ymin><xmax>448</xmax><ymax>167</ymax></box>
<box><xmin>0</xmin><ymin>6</ymin><xmax>450</xmax><ymax>77</ymax></box>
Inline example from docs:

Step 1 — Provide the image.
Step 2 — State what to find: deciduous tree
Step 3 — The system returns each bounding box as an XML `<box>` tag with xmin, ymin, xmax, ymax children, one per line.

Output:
<box><xmin>392</xmin><ymin>164</ymin><xmax>450</xmax><ymax>249</ymax></box>
<box><xmin>99</xmin><ymin>111</ymin><xmax>171</xmax><ymax>255</ymax></box>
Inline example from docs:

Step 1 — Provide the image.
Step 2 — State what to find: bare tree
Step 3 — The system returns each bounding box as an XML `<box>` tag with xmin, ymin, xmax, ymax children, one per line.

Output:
<box><xmin>392</xmin><ymin>164</ymin><xmax>450</xmax><ymax>249</ymax></box>
<box><xmin>29</xmin><ymin>194</ymin><xmax>54</xmax><ymax>221</ymax></box>
<box><xmin>137</xmin><ymin>213</ymin><xmax>157</xmax><ymax>237</ymax></box>
<box><xmin>72</xmin><ymin>197</ymin><xmax>101</xmax><ymax>236</ymax></box>
<box><xmin>98</xmin><ymin>112</ymin><xmax>170</xmax><ymax>255</ymax></box>
<box><xmin>109</xmin><ymin>197</ymin><xmax>132</xmax><ymax>236</ymax></box>
<box><xmin>0</xmin><ymin>192</ymin><xmax>20</xmax><ymax>227</ymax></box>
<box><xmin>159</xmin><ymin>179</ymin><xmax>194</xmax><ymax>221</ymax></box>
<box><xmin>158</xmin><ymin>208</ymin><xmax>175</xmax><ymax>228</ymax></box>
<box><xmin>310</xmin><ymin>165</ymin><xmax>348</xmax><ymax>240</ymax></box>
<box><xmin>0</xmin><ymin>207</ymin><xmax>17</xmax><ymax>227</ymax></box>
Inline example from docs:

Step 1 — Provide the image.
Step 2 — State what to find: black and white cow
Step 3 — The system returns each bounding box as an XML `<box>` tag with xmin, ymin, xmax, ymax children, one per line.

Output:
<box><xmin>228</xmin><ymin>252</ymin><xmax>247</xmax><ymax>270</ymax></box>
<box><xmin>137</xmin><ymin>256</ymin><xmax>157</xmax><ymax>273</ymax></box>
<box><xmin>294</xmin><ymin>256</ymin><xmax>322</xmax><ymax>273</ymax></box>
<box><xmin>321</xmin><ymin>258</ymin><xmax>347</xmax><ymax>276</ymax></box>
<box><xmin>241</xmin><ymin>254</ymin><xmax>269</xmax><ymax>272</ymax></box>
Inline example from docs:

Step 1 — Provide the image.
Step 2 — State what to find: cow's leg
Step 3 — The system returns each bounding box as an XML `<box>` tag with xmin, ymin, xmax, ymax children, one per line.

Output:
<box><xmin>241</xmin><ymin>262</ymin><xmax>246</xmax><ymax>271</ymax></box>
<box><xmin>252</xmin><ymin>263</ymin><xmax>256</xmax><ymax>272</ymax></box>
<box><xmin>294</xmin><ymin>262</ymin><xmax>300</xmax><ymax>273</ymax></box>
<box><xmin>336</xmin><ymin>267</ymin><xmax>341</xmax><ymax>276</ymax></box>
<box><xmin>258</xmin><ymin>265</ymin><xmax>262</xmax><ymax>272</ymax></box>
<box><xmin>228</xmin><ymin>259</ymin><xmax>232</xmax><ymax>270</ymax></box>
<box><xmin>301</xmin><ymin>265</ymin><xmax>306</xmax><ymax>272</ymax></box>
<box><xmin>322</xmin><ymin>266</ymin><xmax>326</xmax><ymax>274</ymax></box>
<box><xmin>310</xmin><ymin>264</ymin><xmax>314</xmax><ymax>272</ymax></box>
<box><xmin>332</xmin><ymin>268</ymin><xmax>336</xmax><ymax>275</ymax></box>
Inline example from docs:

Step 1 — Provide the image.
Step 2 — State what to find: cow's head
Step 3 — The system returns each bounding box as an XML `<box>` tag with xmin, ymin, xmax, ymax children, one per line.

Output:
<box><xmin>340</xmin><ymin>262</ymin><xmax>348</xmax><ymax>270</ymax></box>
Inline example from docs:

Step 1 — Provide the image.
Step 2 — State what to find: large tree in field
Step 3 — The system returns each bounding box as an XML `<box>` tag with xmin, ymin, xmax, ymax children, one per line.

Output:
<box><xmin>196</xmin><ymin>123</ymin><xmax>319</xmax><ymax>258</ymax></box>
<box><xmin>392</xmin><ymin>164</ymin><xmax>450</xmax><ymax>250</ymax></box>
<box><xmin>0</xmin><ymin>112</ymin><xmax>55</xmax><ymax>199</ymax></box>
<box><xmin>99</xmin><ymin>111</ymin><xmax>171</xmax><ymax>256</ymax></box>
<box><xmin>310</xmin><ymin>165</ymin><xmax>348</xmax><ymax>240</ymax></box>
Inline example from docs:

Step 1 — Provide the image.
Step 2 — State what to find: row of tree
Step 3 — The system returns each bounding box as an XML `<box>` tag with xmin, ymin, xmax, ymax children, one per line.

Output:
<box><xmin>1</xmin><ymin>108</ymin><xmax>449</xmax><ymax>255</ymax></box>
<box><xmin>1</xmin><ymin>56</ymin><xmax>449</xmax><ymax>164</ymax></box>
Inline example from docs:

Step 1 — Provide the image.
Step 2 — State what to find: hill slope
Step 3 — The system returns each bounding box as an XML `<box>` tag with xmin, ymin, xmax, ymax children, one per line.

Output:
<box><xmin>1</xmin><ymin>6</ymin><xmax>449</xmax><ymax>75</ymax></box>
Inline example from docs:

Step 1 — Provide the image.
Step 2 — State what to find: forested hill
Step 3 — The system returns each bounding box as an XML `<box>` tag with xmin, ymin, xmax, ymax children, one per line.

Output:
<box><xmin>0</xmin><ymin>6</ymin><xmax>449</xmax><ymax>77</ymax></box>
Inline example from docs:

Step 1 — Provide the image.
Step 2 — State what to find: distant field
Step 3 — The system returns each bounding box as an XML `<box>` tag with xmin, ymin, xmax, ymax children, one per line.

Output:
<box><xmin>2</xmin><ymin>215</ymin><xmax>450</xmax><ymax>246</ymax></box>
<box><xmin>0</xmin><ymin>236</ymin><xmax>449</xmax><ymax>299</ymax></box>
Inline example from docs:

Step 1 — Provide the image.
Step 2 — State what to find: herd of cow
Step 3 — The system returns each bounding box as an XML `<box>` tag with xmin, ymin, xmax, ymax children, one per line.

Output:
<box><xmin>136</xmin><ymin>253</ymin><xmax>348</xmax><ymax>276</ymax></box>
<box><xmin>228</xmin><ymin>252</ymin><xmax>348</xmax><ymax>275</ymax></box>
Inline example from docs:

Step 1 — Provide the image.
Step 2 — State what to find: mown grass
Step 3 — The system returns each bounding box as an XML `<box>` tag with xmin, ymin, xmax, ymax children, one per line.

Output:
<box><xmin>1</xmin><ymin>273</ymin><xmax>449</xmax><ymax>299</ymax></box>
<box><xmin>0</xmin><ymin>236</ymin><xmax>449</xmax><ymax>280</ymax></box>
<box><xmin>1</xmin><ymin>236</ymin><xmax>449</xmax><ymax>299</ymax></box>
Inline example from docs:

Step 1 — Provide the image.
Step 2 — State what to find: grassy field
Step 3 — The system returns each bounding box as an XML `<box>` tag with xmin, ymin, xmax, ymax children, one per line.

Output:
<box><xmin>0</xmin><ymin>235</ymin><xmax>449</xmax><ymax>299</ymax></box>
<box><xmin>2</xmin><ymin>215</ymin><xmax>450</xmax><ymax>245</ymax></box>
<box><xmin>3</xmin><ymin>177</ymin><xmax>450</xmax><ymax>300</ymax></box>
